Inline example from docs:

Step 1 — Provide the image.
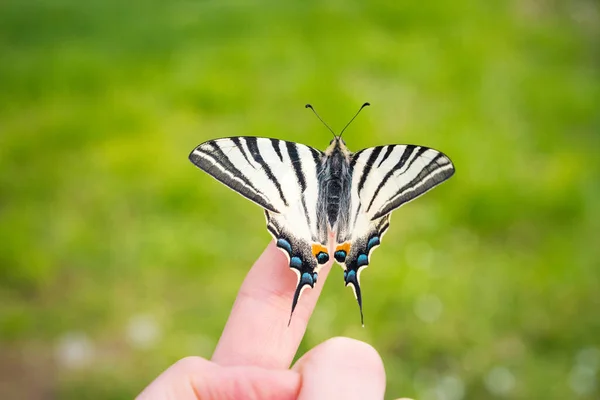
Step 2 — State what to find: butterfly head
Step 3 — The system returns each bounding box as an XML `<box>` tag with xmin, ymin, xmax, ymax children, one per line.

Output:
<box><xmin>329</xmin><ymin>136</ymin><xmax>347</xmax><ymax>146</ymax></box>
<box><xmin>325</xmin><ymin>136</ymin><xmax>351</xmax><ymax>157</ymax></box>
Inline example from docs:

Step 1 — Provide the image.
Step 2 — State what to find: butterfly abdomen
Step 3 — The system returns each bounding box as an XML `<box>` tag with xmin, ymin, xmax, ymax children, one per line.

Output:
<box><xmin>318</xmin><ymin>149</ymin><xmax>353</xmax><ymax>232</ymax></box>
<box><xmin>325</xmin><ymin>179</ymin><xmax>343</xmax><ymax>225</ymax></box>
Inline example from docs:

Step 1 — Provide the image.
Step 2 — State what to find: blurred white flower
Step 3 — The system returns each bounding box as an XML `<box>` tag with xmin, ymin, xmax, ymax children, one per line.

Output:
<box><xmin>569</xmin><ymin>364</ymin><xmax>597</xmax><ymax>395</ymax></box>
<box><xmin>417</xmin><ymin>375</ymin><xmax>465</xmax><ymax>400</ymax></box>
<box><xmin>55</xmin><ymin>332</ymin><xmax>95</xmax><ymax>369</ymax></box>
<box><xmin>484</xmin><ymin>366</ymin><xmax>515</xmax><ymax>395</ymax></box>
<box><xmin>414</xmin><ymin>294</ymin><xmax>443</xmax><ymax>323</ymax></box>
<box><xmin>421</xmin><ymin>388</ymin><xmax>445</xmax><ymax>400</ymax></box>
<box><xmin>438</xmin><ymin>375</ymin><xmax>465</xmax><ymax>400</ymax></box>
<box><xmin>576</xmin><ymin>347</ymin><xmax>600</xmax><ymax>371</ymax></box>
<box><xmin>126</xmin><ymin>313</ymin><xmax>161</xmax><ymax>350</ymax></box>
<box><xmin>569</xmin><ymin>347</ymin><xmax>599</xmax><ymax>395</ymax></box>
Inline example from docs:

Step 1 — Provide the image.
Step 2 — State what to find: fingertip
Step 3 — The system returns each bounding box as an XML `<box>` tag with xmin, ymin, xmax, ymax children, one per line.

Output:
<box><xmin>171</xmin><ymin>356</ymin><xmax>212</xmax><ymax>373</ymax></box>
<box><xmin>293</xmin><ymin>337</ymin><xmax>386</xmax><ymax>400</ymax></box>
<box><xmin>303</xmin><ymin>337</ymin><xmax>385</xmax><ymax>381</ymax></box>
<box><xmin>212</xmin><ymin>240</ymin><xmax>333</xmax><ymax>369</ymax></box>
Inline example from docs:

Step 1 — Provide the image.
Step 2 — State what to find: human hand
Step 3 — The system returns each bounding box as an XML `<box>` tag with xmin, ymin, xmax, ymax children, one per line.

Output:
<box><xmin>137</xmin><ymin>241</ymin><xmax>386</xmax><ymax>399</ymax></box>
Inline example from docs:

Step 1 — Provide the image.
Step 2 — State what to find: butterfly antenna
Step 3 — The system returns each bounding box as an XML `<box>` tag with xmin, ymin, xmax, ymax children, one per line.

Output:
<box><xmin>305</xmin><ymin>104</ymin><xmax>336</xmax><ymax>139</ymax></box>
<box><xmin>339</xmin><ymin>102</ymin><xmax>370</xmax><ymax>138</ymax></box>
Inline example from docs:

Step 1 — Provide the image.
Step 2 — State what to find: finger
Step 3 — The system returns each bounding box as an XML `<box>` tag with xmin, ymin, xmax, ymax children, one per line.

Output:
<box><xmin>212</xmin><ymin>240</ymin><xmax>333</xmax><ymax>369</ymax></box>
<box><xmin>293</xmin><ymin>337</ymin><xmax>386</xmax><ymax>400</ymax></box>
<box><xmin>137</xmin><ymin>356</ymin><xmax>300</xmax><ymax>400</ymax></box>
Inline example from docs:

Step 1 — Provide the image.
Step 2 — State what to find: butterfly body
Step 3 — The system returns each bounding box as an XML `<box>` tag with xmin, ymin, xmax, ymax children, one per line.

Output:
<box><xmin>189</xmin><ymin>109</ymin><xmax>454</xmax><ymax>324</ymax></box>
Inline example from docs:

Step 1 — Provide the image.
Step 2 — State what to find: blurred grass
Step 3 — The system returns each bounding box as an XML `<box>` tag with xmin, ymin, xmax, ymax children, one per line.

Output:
<box><xmin>1</xmin><ymin>0</ymin><xmax>599</xmax><ymax>398</ymax></box>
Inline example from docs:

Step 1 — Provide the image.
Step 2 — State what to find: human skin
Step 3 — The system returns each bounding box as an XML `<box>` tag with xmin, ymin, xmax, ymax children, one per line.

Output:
<box><xmin>137</xmin><ymin>241</ymin><xmax>389</xmax><ymax>400</ymax></box>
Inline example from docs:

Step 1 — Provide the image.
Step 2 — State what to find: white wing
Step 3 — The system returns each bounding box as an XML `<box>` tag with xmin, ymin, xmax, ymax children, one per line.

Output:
<box><xmin>334</xmin><ymin>144</ymin><xmax>455</xmax><ymax>324</ymax></box>
<box><xmin>189</xmin><ymin>137</ymin><xmax>330</xmax><ymax>321</ymax></box>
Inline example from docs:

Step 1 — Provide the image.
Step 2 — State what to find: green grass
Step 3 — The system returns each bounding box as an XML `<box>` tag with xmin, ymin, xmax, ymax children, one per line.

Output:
<box><xmin>1</xmin><ymin>0</ymin><xmax>599</xmax><ymax>398</ymax></box>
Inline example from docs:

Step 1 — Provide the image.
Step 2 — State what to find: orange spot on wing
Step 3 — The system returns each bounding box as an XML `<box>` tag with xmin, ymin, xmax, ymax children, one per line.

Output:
<box><xmin>335</xmin><ymin>242</ymin><xmax>351</xmax><ymax>253</ymax></box>
<box><xmin>311</xmin><ymin>243</ymin><xmax>328</xmax><ymax>257</ymax></box>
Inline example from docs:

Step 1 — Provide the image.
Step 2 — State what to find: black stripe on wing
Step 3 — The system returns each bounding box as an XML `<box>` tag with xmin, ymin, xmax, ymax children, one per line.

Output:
<box><xmin>270</xmin><ymin>138</ymin><xmax>284</xmax><ymax>162</ymax></box>
<box><xmin>377</xmin><ymin>145</ymin><xmax>395</xmax><ymax>167</ymax></box>
<box><xmin>245</xmin><ymin>137</ymin><xmax>289</xmax><ymax>207</ymax></box>
<box><xmin>285</xmin><ymin>141</ymin><xmax>312</xmax><ymax>227</ymax></box>
<box><xmin>231</xmin><ymin>137</ymin><xmax>254</xmax><ymax>166</ymax></box>
<box><xmin>357</xmin><ymin>146</ymin><xmax>383</xmax><ymax>194</ymax></box>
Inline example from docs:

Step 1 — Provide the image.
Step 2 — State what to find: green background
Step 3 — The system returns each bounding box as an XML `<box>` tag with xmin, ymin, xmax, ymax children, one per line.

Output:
<box><xmin>1</xmin><ymin>0</ymin><xmax>599</xmax><ymax>398</ymax></box>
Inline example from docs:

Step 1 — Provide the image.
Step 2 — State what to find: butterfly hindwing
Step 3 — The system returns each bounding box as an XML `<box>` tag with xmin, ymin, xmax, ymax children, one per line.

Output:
<box><xmin>189</xmin><ymin>137</ymin><xmax>329</xmax><ymax>321</ymax></box>
<box><xmin>265</xmin><ymin>210</ymin><xmax>331</xmax><ymax>323</ymax></box>
<box><xmin>333</xmin><ymin>214</ymin><xmax>390</xmax><ymax>325</ymax></box>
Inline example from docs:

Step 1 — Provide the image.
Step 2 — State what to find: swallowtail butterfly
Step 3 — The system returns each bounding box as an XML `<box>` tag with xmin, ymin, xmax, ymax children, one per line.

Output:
<box><xmin>189</xmin><ymin>103</ymin><xmax>455</xmax><ymax>325</ymax></box>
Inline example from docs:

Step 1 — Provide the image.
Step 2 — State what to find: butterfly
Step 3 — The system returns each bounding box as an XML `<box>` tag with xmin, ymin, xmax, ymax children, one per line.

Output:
<box><xmin>189</xmin><ymin>103</ymin><xmax>455</xmax><ymax>325</ymax></box>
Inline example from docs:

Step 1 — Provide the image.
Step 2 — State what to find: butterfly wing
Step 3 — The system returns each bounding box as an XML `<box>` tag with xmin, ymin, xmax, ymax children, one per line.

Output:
<box><xmin>189</xmin><ymin>137</ymin><xmax>329</xmax><ymax>321</ymax></box>
<box><xmin>335</xmin><ymin>144</ymin><xmax>455</xmax><ymax>324</ymax></box>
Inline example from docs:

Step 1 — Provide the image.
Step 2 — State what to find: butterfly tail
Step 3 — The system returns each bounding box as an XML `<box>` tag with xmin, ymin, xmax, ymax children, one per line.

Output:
<box><xmin>344</xmin><ymin>268</ymin><xmax>364</xmax><ymax>326</ymax></box>
<box><xmin>288</xmin><ymin>271</ymin><xmax>318</xmax><ymax>326</ymax></box>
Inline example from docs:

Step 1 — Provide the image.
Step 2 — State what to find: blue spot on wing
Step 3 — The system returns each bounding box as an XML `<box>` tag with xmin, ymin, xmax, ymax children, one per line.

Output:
<box><xmin>357</xmin><ymin>254</ymin><xmax>369</xmax><ymax>267</ymax></box>
<box><xmin>300</xmin><ymin>272</ymin><xmax>314</xmax><ymax>286</ymax></box>
<box><xmin>316</xmin><ymin>252</ymin><xmax>329</xmax><ymax>264</ymax></box>
<box><xmin>276</xmin><ymin>238</ymin><xmax>292</xmax><ymax>255</ymax></box>
<box><xmin>334</xmin><ymin>250</ymin><xmax>347</xmax><ymax>263</ymax></box>
<box><xmin>367</xmin><ymin>236</ymin><xmax>380</xmax><ymax>251</ymax></box>
<box><xmin>346</xmin><ymin>269</ymin><xmax>356</xmax><ymax>282</ymax></box>
<box><xmin>290</xmin><ymin>256</ymin><xmax>303</xmax><ymax>269</ymax></box>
